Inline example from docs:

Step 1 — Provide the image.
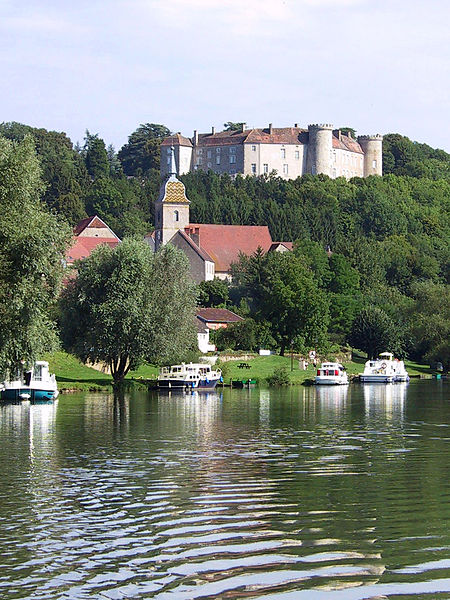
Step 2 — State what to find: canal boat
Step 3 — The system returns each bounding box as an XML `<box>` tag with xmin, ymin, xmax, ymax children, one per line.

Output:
<box><xmin>157</xmin><ymin>362</ymin><xmax>222</xmax><ymax>390</ymax></box>
<box><xmin>315</xmin><ymin>362</ymin><xmax>349</xmax><ymax>385</ymax></box>
<box><xmin>1</xmin><ymin>361</ymin><xmax>59</xmax><ymax>402</ymax></box>
<box><xmin>359</xmin><ymin>352</ymin><xmax>409</xmax><ymax>383</ymax></box>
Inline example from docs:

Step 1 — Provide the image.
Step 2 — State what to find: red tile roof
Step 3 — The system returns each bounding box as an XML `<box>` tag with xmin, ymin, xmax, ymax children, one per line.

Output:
<box><xmin>332</xmin><ymin>134</ymin><xmax>363</xmax><ymax>153</ymax></box>
<box><xmin>161</xmin><ymin>133</ymin><xmax>193</xmax><ymax>147</ymax></box>
<box><xmin>196</xmin><ymin>308</ymin><xmax>244</xmax><ymax>324</ymax></box>
<box><xmin>66</xmin><ymin>237</ymin><xmax>119</xmax><ymax>265</ymax></box>
<box><xmin>186</xmin><ymin>223</ymin><xmax>273</xmax><ymax>272</ymax></box>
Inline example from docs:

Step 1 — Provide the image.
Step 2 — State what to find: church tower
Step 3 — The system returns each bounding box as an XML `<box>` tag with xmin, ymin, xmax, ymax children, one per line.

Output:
<box><xmin>154</xmin><ymin>146</ymin><xmax>190</xmax><ymax>250</ymax></box>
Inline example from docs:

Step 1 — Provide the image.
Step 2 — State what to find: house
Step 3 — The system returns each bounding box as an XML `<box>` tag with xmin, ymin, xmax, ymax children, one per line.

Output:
<box><xmin>66</xmin><ymin>216</ymin><xmax>120</xmax><ymax>266</ymax></box>
<box><xmin>196</xmin><ymin>318</ymin><xmax>216</xmax><ymax>354</ymax></box>
<box><xmin>161</xmin><ymin>123</ymin><xmax>383</xmax><ymax>180</ymax></box>
<box><xmin>154</xmin><ymin>148</ymin><xmax>279</xmax><ymax>282</ymax></box>
<box><xmin>196</xmin><ymin>308</ymin><xmax>244</xmax><ymax>330</ymax></box>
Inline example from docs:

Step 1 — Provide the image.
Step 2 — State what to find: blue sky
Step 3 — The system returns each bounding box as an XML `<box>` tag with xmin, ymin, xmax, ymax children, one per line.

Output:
<box><xmin>1</xmin><ymin>0</ymin><xmax>449</xmax><ymax>151</ymax></box>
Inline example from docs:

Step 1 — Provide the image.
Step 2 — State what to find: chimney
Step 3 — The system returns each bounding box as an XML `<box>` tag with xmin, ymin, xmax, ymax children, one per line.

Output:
<box><xmin>193</xmin><ymin>130</ymin><xmax>198</xmax><ymax>145</ymax></box>
<box><xmin>294</xmin><ymin>123</ymin><xmax>298</xmax><ymax>128</ymax></box>
<box><xmin>211</xmin><ymin>126</ymin><xmax>215</xmax><ymax>135</ymax></box>
<box><xmin>241</xmin><ymin>122</ymin><xmax>246</xmax><ymax>132</ymax></box>
<box><xmin>190</xmin><ymin>226</ymin><xmax>200</xmax><ymax>246</ymax></box>
<box><xmin>269</xmin><ymin>123</ymin><xmax>273</xmax><ymax>134</ymax></box>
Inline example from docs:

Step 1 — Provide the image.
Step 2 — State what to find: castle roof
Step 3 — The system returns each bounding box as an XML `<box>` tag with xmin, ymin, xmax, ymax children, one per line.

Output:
<box><xmin>332</xmin><ymin>134</ymin><xmax>364</xmax><ymax>154</ymax></box>
<box><xmin>185</xmin><ymin>223</ymin><xmax>273</xmax><ymax>273</ymax></box>
<box><xmin>161</xmin><ymin>133</ymin><xmax>192</xmax><ymax>147</ymax></box>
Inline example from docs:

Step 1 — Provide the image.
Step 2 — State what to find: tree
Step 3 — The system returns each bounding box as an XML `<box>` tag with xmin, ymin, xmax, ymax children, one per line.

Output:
<box><xmin>83</xmin><ymin>131</ymin><xmax>109</xmax><ymax>179</ymax></box>
<box><xmin>59</xmin><ymin>240</ymin><xmax>198</xmax><ymax>385</ymax></box>
<box><xmin>223</xmin><ymin>122</ymin><xmax>246</xmax><ymax>131</ymax></box>
<box><xmin>0</xmin><ymin>135</ymin><xmax>71</xmax><ymax>376</ymax></box>
<box><xmin>348</xmin><ymin>306</ymin><xmax>403</xmax><ymax>359</ymax></box>
<box><xmin>118</xmin><ymin>123</ymin><xmax>171</xmax><ymax>176</ymax></box>
<box><xmin>198</xmin><ymin>278</ymin><xmax>230</xmax><ymax>307</ymax></box>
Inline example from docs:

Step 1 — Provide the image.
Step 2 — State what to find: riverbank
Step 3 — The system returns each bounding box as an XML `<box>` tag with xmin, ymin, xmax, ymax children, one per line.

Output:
<box><xmin>46</xmin><ymin>351</ymin><xmax>433</xmax><ymax>392</ymax></box>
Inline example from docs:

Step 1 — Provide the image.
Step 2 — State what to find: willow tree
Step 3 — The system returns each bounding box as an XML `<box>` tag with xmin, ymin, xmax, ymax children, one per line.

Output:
<box><xmin>0</xmin><ymin>135</ymin><xmax>71</xmax><ymax>376</ymax></box>
<box><xmin>59</xmin><ymin>240</ymin><xmax>198</xmax><ymax>385</ymax></box>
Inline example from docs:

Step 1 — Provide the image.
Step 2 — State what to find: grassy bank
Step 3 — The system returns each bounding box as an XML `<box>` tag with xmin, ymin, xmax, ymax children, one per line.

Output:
<box><xmin>46</xmin><ymin>351</ymin><xmax>432</xmax><ymax>392</ymax></box>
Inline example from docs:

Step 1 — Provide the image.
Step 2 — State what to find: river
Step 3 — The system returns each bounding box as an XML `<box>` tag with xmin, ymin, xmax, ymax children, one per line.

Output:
<box><xmin>0</xmin><ymin>380</ymin><xmax>448</xmax><ymax>599</ymax></box>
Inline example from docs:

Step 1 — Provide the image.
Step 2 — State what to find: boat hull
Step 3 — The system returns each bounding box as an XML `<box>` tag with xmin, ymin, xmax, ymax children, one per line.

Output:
<box><xmin>157</xmin><ymin>378</ymin><xmax>220</xmax><ymax>390</ymax></box>
<box><xmin>315</xmin><ymin>377</ymin><xmax>348</xmax><ymax>385</ymax></box>
<box><xmin>360</xmin><ymin>375</ymin><xmax>394</xmax><ymax>383</ymax></box>
<box><xmin>1</xmin><ymin>388</ymin><xmax>59</xmax><ymax>402</ymax></box>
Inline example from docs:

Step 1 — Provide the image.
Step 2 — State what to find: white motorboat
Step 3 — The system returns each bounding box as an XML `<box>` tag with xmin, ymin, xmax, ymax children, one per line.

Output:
<box><xmin>1</xmin><ymin>361</ymin><xmax>59</xmax><ymax>402</ymax></box>
<box><xmin>315</xmin><ymin>362</ymin><xmax>349</xmax><ymax>385</ymax></box>
<box><xmin>157</xmin><ymin>362</ymin><xmax>222</xmax><ymax>390</ymax></box>
<box><xmin>359</xmin><ymin>352</ymin><xmax>409</xmax><ymax>383</ymax></box>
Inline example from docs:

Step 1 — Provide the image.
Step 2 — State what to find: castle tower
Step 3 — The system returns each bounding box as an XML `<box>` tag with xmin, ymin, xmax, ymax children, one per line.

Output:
<box><xmin>358</xmin><ymin>134</ymin><xmax>383</xmax><ymax>176</ymax></box>
<box><xmin>307</xmin><ymin>124</ymin><xmax>333</xmax><ymax>176</ymax></box>
<box><xmin>154</xmin><ymin>147</ymin><xmax>190</xmax><ymax>250</ymax></box>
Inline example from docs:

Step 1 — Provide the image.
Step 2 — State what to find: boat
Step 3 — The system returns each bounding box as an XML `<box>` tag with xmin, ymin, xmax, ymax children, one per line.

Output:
<box><xmin>157</xmin><ymin>362</ymin><xmax>222</xmax><ymax>390</ymax></box>
<box><xmin>359</xmin><ymin>352</ymin><xmax>409</xmax><ymax>383</ymax></box>
<box><xmin>1</xmin><ymin>361</ymin><xmax>59</xmax><ymax>402</ymax></box>
<box><xmin>315</xmin><ymin>362</ymin><xmax>349</xmax><ymax>385</ymax></box>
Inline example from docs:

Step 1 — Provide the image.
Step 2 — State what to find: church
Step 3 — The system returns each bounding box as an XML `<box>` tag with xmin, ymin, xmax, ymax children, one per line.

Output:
<box><xmin>150</xmin><ymin>148</ymin><xmax>289</xmax><ymax>283</ymax></box>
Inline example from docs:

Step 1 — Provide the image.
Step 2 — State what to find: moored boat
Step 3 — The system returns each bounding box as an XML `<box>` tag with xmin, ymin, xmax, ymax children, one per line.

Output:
<box><xmin>1</xmin><ymin>361</ymin><xmax>59</xmax><ymax>402</ymax></box>
<box><xmin>157</xmin><ymin>362</ymin><xmax>222</xmax><ymax>390</ymax></box>
<box><xmin>315</xmin><ymin>362</ymin><xmax>349</xmax><ymax>385</ymax></box>
<box><xmin>359</xmin><ymin>352</ymin><xmax>409</xmax><ymax>383</ymax></box>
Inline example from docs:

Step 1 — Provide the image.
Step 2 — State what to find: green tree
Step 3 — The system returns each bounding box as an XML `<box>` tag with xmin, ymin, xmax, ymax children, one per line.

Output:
<box><xmin>198</xmin><ymin>278</ymin><xmax>230</xmax><ymax>307</ymax></box>
<box><xmin>83</xmin><ymin>131</ymin><xmax>109</xmax><ymax>179</ymax></box>
<box><xmin>118</xmin><ymin>123</ymin><xmax>171</xmax><ymax>176</ymax></box>
<box><xmin>0</xmin><ymin>135</ymin><xmax>71</xmax><ymax>376</ymax></box>
<box><xmin>59</xmin><ymin>240</ymin><xmax>198</xmax><ymax>385</ymax></box>
<box><xmin>348</xmin><ymin>306</ymin><xmax>402</xmax><ymax>359</ymax></box>
<box><xmin>223</xmin><ymin>122</ymin><xmax>246</xmax><ymax>131</ymax></box>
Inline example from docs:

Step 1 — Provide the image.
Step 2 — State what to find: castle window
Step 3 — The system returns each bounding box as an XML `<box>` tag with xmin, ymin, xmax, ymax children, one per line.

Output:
<box><xmin>229</xmin><ymin>146</ymin><xmax>236</xmax><ymax>154</ymax></box>
<box><xmin>283</xmin><ymin>164</ymin><xmax>288</xmax><ymax>175</ymax></box>
<box><xmin>216</xmin><ymin>147</ymin><xmax>221</xmax><ymax>153</ymax></box>
<box><xmin>251</xmin><ymin>163</ymin><xmax>257</xmax><ymax>174</ymax></box>
<box><xmin>174</xmin><ymin>210</ymin><xmax>179</xmax><ymax>222</ymax></box>
<box><xmin>295</xmin><ymin>151</ymin><xmax>299</xmax><ymax>159</ymax></box>
<box><xmin>281</xmin><ymin>148</ymin><xmax>286</xmax><ymax>158</ymax></box>
<box><xmin>252</xmin><ymin>145</ymin><xmax>256</xmax><ymax>151</ymax></box>
<box><xmin>332</xmin><ymin>169</ymin><xmax>337</xmax><ymax>178</ymax></box>
<box><xmin>372</xmin><ymin>159</ymin><xmax>377</xmax><ymax>169</ymax></box>
<box><xmin>207</xmin><ymin>150</ymin><xmax>211</xmax><ymax>158</ymax></box>
<box><xmin>229</xmin><ymin>155</ymin><xmax>236</xmax><ymax>164</ymax></box>
<box><xmin>263</xmin><ymin>163</ymin><xmax>268</xmax><ymax>174</ymax></box>
<box><xmin>216</xmin><ymin>155</ymin><xmax>220</xmax><ymax>165</ymax></box>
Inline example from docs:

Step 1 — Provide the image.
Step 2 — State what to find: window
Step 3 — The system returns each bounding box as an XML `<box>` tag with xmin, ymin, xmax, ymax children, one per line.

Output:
<box><xmin>372</xmin><ymin>159</ymin><xmax>377</xmax><ymax>169</ymax></box>
<box><xmin>283</xmin><ymin>164</ymin><xmax>288</xmax><ymax>175</ymax></box>
<box><xmin>207</xmin><ymin>150</ymin><xmax>211</xmax><ymax>158</ymax></box>
<box><xmin>229</xmin><ymin>146</ymin><xmax>236</xmax><ymax>154</ymax></box>
<box><xmin>251</xmin><ymin>163</ymin><xmax>256</xmax><ymax>174</ymax></box>
<box><xmin>174</xmin><ymin>210</ymin><xmax>179</xmax><ymax>222</ymax></box>
<box><xmin>216</xmin><ymin>147</ymin><xmax>221</xmax><ymax>153</ymax></box>
<box><xmin>281</xmin><ymin>148</ymin><xmax>286</xmax><ymax>158</ymax></box>
<box><xmin>198</xmin><ymin>148</ymin><xmax>203</xmax><ymax>155</ymax></box>
<box><xmin>167</xmin><ymin>156</ymin><xmax>171</xmax><ymax>164</ymax></box>
<box><xmin>167</xmin><ymin>148</ymin><xmax>171</xmax><ymax>155</ymax></box>
<box><xmin>332</xmin><ymin>169</ymin><xmax>337</xmax><ymax>178</ymax></box>
<box><xmin>229</xmin><ymin>155</ymin><xmax>236</xmax><ymax>164</ymax></box>
<box><xmin>252</xmin><ymin>145</ymin><xmax>256</xmax><ymax>151</ymax></box>
<box><xmin>295</xmin><ymin>150</ymin><xmax>299</xmax><ymax>160</ymax></box>
<box><xmin>216</xmin><ymin>155</ymin><xmax>220</xmax><ymax>165</ymax></box>
<box><xmin>207</xmin><ymin>161</ymin><xmax>212</xmax><ymax>168</ymax></box>
<box><xmin>263</xmin><ymin>163</ymin><xmax>269</xmax><ymax>174</ymax></box>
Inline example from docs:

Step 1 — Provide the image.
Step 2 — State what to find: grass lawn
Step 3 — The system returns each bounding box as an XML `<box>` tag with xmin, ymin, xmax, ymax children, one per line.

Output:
<box><xmin>45</xmin><ymin>350</ymin><xmax>432</xmax><ymax>392</ymax></box>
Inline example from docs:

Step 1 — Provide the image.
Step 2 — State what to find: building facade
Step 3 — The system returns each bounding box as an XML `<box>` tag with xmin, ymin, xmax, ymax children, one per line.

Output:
<box><xmin>161</xmin><ymin>123</ymin><xmax>383</xmax><ymax>180</ymax></box>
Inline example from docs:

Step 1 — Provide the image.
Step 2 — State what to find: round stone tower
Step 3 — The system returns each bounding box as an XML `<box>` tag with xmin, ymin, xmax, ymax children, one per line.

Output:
<box><xmin>307</xmin><ymin>124</ymin><xmax>333</xmax><ymax>176</ymax></box>
<box><xmin>358</xmin><ymin>134</ymin><xmax>383</xmax><ymax>176</ymax></box>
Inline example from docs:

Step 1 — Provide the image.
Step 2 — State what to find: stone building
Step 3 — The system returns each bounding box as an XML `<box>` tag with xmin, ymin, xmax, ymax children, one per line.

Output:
<box><xmin>152</xmin><ymin>148</ymin><xmax>284</xmax><ymax>283</ymax></box>
<box><xmin>161</xmin><ymin>123</ymin><xmax>383</xmax><ymax>180</ymax></box>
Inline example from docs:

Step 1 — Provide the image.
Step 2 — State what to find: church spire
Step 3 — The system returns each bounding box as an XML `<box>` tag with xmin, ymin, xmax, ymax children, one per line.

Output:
<box><xmin>169</xmin><ymin>145</ymin><xmax>177</xmax><ymax>176</ymax></box>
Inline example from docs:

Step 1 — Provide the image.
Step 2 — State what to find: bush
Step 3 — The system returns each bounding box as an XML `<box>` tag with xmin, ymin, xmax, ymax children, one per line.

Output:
<box><xmin>266</xmin><ymin>367</ymin><xmax>290</xmax><ymax>387</ymax></box>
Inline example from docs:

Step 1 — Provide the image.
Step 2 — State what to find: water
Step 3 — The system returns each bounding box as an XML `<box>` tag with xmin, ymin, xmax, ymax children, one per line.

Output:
<box><xmin>0</xmin><ymin>380</ymin><xmax>449</xmax><ymax>599</ymax></box>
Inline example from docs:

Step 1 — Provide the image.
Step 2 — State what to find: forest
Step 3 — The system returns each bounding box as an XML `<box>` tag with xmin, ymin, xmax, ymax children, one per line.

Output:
<box><xmin>0</xmin><ymin>121</ymin><xmax>448</xmax><ymax>368</ymax></box>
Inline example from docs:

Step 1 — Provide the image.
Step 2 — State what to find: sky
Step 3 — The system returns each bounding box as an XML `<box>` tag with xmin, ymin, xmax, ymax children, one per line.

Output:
<box><xmin>1</xmin><ymin>0</ymin><xmax>449</xmax><ymax>151</ymax></box>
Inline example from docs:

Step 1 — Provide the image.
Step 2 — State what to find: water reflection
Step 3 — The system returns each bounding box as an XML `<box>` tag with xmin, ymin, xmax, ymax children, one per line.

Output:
<box><xmin>363</xmin><ymin>383</ymin><xmax>407</xmax><ymax>419</ymax></box>
<box><xmin>0</xmin><ymin>382</ymin><xmax>448</xmax><ymax>599</ymax></box>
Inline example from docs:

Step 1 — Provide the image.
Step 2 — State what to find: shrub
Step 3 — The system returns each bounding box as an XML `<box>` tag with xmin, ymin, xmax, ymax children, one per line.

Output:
<box><xmin>266</xmin><ymin>367</ymin><xmax>290</xmax><ymax>387</ymax></box>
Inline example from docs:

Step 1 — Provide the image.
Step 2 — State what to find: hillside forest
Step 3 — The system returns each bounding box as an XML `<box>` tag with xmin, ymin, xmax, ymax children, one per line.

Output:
<box><xmin>0</xmin><ymin>121</ymin><xmax>449</xmax><ymax>368</ymax></box>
